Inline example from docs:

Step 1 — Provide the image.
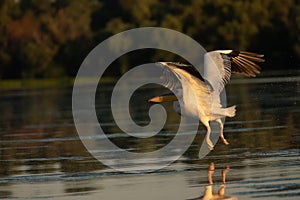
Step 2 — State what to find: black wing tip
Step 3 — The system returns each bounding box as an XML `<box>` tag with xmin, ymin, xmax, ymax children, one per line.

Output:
<box><xmin>238</xmin><ymin>51</ymin><xmax>265</xmax><ymax>61</ymax></box>
<box><xmin>230</xmin><ymin>50</ymin><xmax>265</xmax><ymax>77</ymax></box>
<box><xmin>159</xmin><ymin>62</ymin><xmax>192</xmax><ymax>67</ymax></box>
<box><xmin>159</xmin><ymin>61</ymin><xmax>205</xmax><ymax>82</ymax></box>
<box><xmin>220</xmin><ymin>50</ymin><xmax>265</xmax><ymax>64</ymax></box>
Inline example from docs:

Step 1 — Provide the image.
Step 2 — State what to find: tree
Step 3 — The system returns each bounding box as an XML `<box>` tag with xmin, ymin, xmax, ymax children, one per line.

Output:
<box><xmin>0</xmin><ymin>0</ymin><xmax>98</xmax><ymax>78</ymax></box>
<box><xmin>0</xmin><ymin>0</ymin><xmax>299</xmax><ymax>79</ymax></box>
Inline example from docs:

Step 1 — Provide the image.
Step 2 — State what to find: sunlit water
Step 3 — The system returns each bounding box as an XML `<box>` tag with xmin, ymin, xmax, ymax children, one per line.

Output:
<box><xmin>0</xmin><ymin>71</ymin><xmax>300</xmax><ymax>199</ymax></box>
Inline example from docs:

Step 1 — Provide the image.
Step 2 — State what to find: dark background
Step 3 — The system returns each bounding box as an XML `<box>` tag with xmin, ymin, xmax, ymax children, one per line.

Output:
<box><xmin>0</xmin><ymin>0</ymin><xmax>299</xmax><ymax>79</ymax></box>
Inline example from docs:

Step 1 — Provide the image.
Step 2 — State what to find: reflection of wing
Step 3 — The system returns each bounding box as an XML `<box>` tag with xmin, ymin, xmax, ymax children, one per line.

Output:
<box><xmin>204</xmin><ymin>50</ymin><xmax>264</xmax><ymax>93</ymax></box>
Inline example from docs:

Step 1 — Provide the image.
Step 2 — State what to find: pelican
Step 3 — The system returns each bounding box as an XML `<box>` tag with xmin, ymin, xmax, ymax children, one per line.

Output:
<box><xmin>149</xmin><ymin>50</ymin><xmax>265</xmax><ymax>150</ymax></box>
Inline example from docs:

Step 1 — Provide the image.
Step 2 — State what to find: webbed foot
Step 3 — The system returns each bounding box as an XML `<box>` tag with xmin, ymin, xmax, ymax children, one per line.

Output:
<box><xmin>206</xmin><ymin>138</ymin><xmax>214</xmax><ymax>150</ymax></box>
<box><xmin>220</xmin><ymin>136</ymin><xmax>229</xmax><ymax>145</ymax></box>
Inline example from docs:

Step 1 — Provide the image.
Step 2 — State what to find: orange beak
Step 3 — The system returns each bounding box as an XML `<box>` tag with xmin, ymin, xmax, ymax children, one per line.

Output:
<box><xmin>148</xmin><ymin>93</ymin><xmax>178</xmax><ymax>102</ymax></box>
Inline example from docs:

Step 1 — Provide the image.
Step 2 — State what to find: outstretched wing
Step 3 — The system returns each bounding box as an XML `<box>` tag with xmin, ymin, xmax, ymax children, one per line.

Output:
<box><xmin>157</xmin><ymin>62</ymin><xmax>212</xmax><ymax>117</ymax></box>
<box><xmin>204</xmin><ymin>50</ymin><xmax>264</xmax><ymax>93</ymax></box>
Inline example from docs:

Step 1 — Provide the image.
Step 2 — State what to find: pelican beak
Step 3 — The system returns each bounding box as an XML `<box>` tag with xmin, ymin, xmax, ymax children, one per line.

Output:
<box><xmin>148</xmin><ymin>93</ymin><xmax>178</xmax><ymax>102</ymax></box>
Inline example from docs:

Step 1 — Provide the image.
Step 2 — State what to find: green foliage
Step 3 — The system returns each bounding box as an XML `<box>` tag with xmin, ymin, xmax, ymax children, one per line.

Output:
<box><xmin>0</xmin><ymin>0</ymin><xmax>299</xmax><ymax>79</ymax></box>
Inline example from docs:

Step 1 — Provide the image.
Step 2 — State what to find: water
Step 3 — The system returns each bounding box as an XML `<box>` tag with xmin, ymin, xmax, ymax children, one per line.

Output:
<box><xmin>0</xmin><ymin>71</ymin><xmax>300</xmax><ymax>199</ymax></box>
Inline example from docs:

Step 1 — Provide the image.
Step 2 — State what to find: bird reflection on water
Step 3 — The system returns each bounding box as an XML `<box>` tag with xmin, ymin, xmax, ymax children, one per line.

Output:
<box><xmin>190</xmin><ymin>162</ymin><xmax>238</xmax><ymax>200</ymax></box>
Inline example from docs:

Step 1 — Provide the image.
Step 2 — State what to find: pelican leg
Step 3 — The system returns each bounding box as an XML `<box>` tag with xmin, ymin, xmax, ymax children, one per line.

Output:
<box><xmin>216</xmin><ymin>119</ymin><xmax>229</xmax><ymax>145</ymax></box>
<box><xmin>203</xmin><ymin>121</ymin><xmax>214</xmax><ymax>150</ymax></box>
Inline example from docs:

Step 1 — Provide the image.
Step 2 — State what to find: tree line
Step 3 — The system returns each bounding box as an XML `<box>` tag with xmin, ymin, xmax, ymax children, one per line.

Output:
<box><xmin>0</xmin><ymin>0</ymin><xmax>299</xmax><ymax>79</ymax></box>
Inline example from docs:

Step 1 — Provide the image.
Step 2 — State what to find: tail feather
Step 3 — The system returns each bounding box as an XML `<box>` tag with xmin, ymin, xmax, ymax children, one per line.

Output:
<box><xmin>225</xmin><ymin>105</ymin><xmax>236</xmax><ymax>117</ymax></box>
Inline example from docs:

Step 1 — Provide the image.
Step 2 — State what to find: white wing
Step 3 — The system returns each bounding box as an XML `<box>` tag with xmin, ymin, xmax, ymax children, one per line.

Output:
<box><xmin>204</xmin><ymin>50</ymin><xmax>264</xmax><ymax>93</ymax></box>
<box><xmin>159</xmin><ymin>64</ymin><xmax>183</xmax><ymax>94</ymax></box>
<box><xmin>158</xmin><ymin>62</ymin><xmax>212</xmax><ymax>118</ymax></box>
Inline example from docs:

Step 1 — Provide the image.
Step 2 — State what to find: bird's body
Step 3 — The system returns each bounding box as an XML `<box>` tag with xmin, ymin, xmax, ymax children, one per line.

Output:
<box><xmin>149</xmin><ymin>50</ymin><xmax>264</xmax><ymax>150</ymax></box>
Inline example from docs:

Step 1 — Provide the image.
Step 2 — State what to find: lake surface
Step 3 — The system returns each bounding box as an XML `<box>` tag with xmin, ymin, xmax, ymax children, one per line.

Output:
<box><xmin>0</xmin><ymin>70</ymin><xmax>300</xmax><ymax>199</ymax></box>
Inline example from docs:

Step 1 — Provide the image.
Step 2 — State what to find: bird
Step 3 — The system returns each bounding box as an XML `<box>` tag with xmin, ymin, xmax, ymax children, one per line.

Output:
<box><xmin>148</xmin><ymin>50</ymin><xmax>265</xmax><ymax>150</ymax></box>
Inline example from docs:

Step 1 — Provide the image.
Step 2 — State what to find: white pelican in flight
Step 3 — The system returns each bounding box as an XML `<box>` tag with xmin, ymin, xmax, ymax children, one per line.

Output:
<box><xmin>149</xmin><ymin>50</ymin><xmax>264</xmax><ymax>150</ymax></box>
